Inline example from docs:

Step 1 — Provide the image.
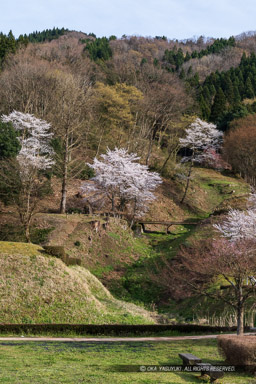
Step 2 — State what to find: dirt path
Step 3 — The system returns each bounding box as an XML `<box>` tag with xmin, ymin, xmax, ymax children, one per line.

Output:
<box><xmin>0</xmin><ymin>333</ymin><xmax>253</xmax><ymax>342</ymax></box>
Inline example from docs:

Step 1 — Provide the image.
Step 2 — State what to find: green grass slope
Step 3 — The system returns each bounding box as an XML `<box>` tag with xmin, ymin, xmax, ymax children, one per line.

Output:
<box><xmin>0</xmin><ymin>168</ymin><xmax>250</xmax><ymax>323</ymax></box>
<box><xmin>0</xmin><ymin>242</ymin><xmax>155</xmax><ymax>324</ymax></box>
<box><xmin>34</xmin><ymin>168</ymin><xmax>249</xmax><ymax>309</ymax></box>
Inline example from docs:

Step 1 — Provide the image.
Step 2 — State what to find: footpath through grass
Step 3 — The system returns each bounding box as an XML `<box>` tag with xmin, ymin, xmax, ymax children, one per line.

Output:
<box><xmin>0</xmin><ymin>339</ymin><xmax>254</xmax><ymax>384</ymax></box>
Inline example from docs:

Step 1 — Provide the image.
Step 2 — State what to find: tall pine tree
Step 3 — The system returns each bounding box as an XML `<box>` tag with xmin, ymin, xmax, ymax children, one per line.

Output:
<box><xmin>210</xmin><ymin>88</ymin><xmax>226</xmax><ymax>123</ymax></box>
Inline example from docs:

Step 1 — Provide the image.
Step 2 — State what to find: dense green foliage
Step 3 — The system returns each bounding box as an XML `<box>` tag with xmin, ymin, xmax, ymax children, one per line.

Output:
<box><xmin>0</xmin><ymin>31</ymin><xmax>28</xmax><ymax>65</ymax></box>
<box><xmin>0</xmin><ymin>323</ymin><xmax>239</xmax><ymax>335</ymax></box>
<box><xmin>199</xmin><ymin>52</ymin><xmax>256</xmax><ymax>128</ymax></box>
<box><xmin>163</xmin><ymin>47</ymin><xmax>189</xmax><ymax>71</ymax></box>
<box><xmin>26</xmin><ymin>27</ymin><xmax>68</xmax><ymax>43</ymax></box>
<box><xmin>0</xmin><ymin>122</ymin><xmax>20</xmax><ymax>159</ymax></box>
<box><xmin>163</xmin><ymin>37</ymin><xmax>235</xmax><ymax>71</ymax></box>
<box><xmin>84</xmin><ymin>37</ymin><xmax>112</xmax><ymax>61</ymax></box>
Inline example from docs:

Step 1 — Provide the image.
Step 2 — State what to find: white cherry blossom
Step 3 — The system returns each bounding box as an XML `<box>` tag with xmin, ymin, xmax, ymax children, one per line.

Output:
<box><xmin>82</xmin><ymin>148</ymin><xmax>162</xmax><ymax>217</ymax></box>
<box><xmin>1</xmin><ymin>111</ymin><xmax>54</xmax><ymax>173</ymax></box>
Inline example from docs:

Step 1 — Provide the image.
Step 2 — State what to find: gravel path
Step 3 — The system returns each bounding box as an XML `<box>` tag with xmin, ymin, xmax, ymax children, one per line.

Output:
<box><xmin>0</xmin><ymin>333</ymin><xmax>249</xmax><ymax>342</ymax></box>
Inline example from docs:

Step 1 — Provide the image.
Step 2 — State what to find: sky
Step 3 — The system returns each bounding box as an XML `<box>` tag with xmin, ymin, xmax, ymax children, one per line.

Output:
<box><xmin>1</xmin><ymin>0</ymin><xmax>256</xmax><ymax>40</ymax></box>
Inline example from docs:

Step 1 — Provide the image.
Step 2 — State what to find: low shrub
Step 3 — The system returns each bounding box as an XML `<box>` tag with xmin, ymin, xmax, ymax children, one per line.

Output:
<box><xmin>0</xmin><ymin>223</ymin><xmax>25</xmax><ymax>242</ymax></box>
<box><xmin>68</xmin><ymin>257</ymin><xmax>81</xmax><ymax>266</ymax></box>
<box><xmin>43</xmin><ymin>245</ymin><xmax>68</xmax><ymax>264</ymax></box>
<box><xmin>43</xmin><ymin>245</ymin><xmax>66</xmax><ymax>259</ymax></box>
<box><xmin>79</xmin><ymin>165</ymin><xmax>94</xmax><ymax>180</ymax></box>
<box><xmin>0</xmin><ymin>225</ymin><xmax>54</xmax><ymax>244</ymax></box>
<box><xmin>31</xmin><ymin>227</ymin><xmax>54</xmax><ymax>244</ymax></box>
<box><xmin>67</xmin><ymin>208</ymin><xmax>83</xmax><ymax>214</ymax></box>
<box><xmin>218</xmin><ymin>335</ymin><xmax>256</xmax><ymax>372</ymax></box>
<box><xmin>43</xmin><ymin>246</ymin><xmax>81</xmax><ymax>266</ymax></box>
<box><xmin>0</xmin><ymin>324</ymin><xmax>249</xmax><ymax>336</ymax></box>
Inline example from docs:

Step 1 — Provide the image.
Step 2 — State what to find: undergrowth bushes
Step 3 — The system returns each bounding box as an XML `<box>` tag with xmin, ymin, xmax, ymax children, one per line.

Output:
<box><xmin>43</xmin><ymin>245</ymin><xmax>81</xmax><ymax>266</ymax></box>
<box><xmin>0</xmin><ymin>323</ymin><xmax>247</xmax><ymax>335</ymax></box>
<box><xmin>218</xmin><ymin>335</ymin><xmax>256</xmax><ymax>372</ymax></box>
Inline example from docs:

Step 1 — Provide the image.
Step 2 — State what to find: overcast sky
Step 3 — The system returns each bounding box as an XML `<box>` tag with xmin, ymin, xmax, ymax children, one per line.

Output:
<box><xmin>1</xmin><ymin>0</ymin><xmax>256</xmax><ymax>39</ymax></box>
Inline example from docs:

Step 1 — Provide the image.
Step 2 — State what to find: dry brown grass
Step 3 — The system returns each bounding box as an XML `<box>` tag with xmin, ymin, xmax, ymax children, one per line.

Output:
<box><xmin>218</xmin><ymin>335</ymin><xmax>256</xmax><ymax>372</ymax></box>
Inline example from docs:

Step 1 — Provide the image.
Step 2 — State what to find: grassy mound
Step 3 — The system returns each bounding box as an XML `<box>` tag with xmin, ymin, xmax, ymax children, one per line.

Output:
<box><xmin>0</xmin><ymin>242</ymin><xmax>155</xmax><ymax>324</ymax></box>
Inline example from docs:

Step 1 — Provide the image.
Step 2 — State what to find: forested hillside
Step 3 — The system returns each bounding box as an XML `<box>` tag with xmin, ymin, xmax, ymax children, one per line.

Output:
<box><xmin>1</xmin><ymin>28</ymin><xmax>256</xmax><ymax>130</ymax></box>
<box><xmin>0</xmin><ymin>28</ymin><xmax>256</xmax><ymax>327</ymax></box>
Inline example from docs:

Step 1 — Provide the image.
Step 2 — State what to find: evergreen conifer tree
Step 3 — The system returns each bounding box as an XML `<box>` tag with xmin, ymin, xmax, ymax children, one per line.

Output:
<box><xmin>233</xmin><ymin>85</ymin><xmax>241</xmax><ymax>104</ymax></box>
<box><xmin>0</xmin><ymin>122</ymin><xmax>21</xmax><ymax>159</ymax></box>
<box><xmin>245</xmin><ymin>76</ymin><xmax>254</xmax><ymax>99</ymax></box>
<box><xmin>199</xmin><ymin>95</ymin><xmax>211</xmax><ymax>120</ymax></box>
<box><xmin>179</xmin><ymin>68</ymin><xmax>185</xmax><ymax>79</ymax></box>
<box><xmin>222</xmin><ymin>75</ymin><xmax>234</xmax><ymax>102</ymax></box>
<box><xmin>210</xmin><ymin>88</ymin><xmax>226</xmax><ymax>123</ymax></box>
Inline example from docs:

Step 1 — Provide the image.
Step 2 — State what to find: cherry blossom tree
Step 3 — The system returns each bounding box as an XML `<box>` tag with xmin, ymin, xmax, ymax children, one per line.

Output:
<box><xmin>179</xmin><ymin>118</ymin><xmax>223</xmax><ymax>203</ymax></box>
<box><xmin>213</xmin><ymin>192</ymin><xmax>256</xmax><ymax>242</ymax></box>
<box><xmin>199</xmin><ymin>148</ymin><xmax>231</xmax><ymax>170</ymax></box>
<box><xmin>81</xmin><ymin>148</ymin><xmax>162</xmax><ymax>222</ymax></box>
<box><xmin>0</xmin><ymin>111</ymin><xmax>54</xmax><ymax>242</ymax></box>
<box><xmin>214</xmin><ymin>208</ymin><xmax>256</xmax><ymax>241</ymax></box>
<box><xmin>1</xmin><ymin>110</ymin><xmax>54</xmax><ymax>173</ymax></box>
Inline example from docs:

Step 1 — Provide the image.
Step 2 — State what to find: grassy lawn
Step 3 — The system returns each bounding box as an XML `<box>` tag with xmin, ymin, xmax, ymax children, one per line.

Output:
<box><xmin>0</xmin><ymin>339</ymin><xmax>254</xmax><ymax>384</ymax></box>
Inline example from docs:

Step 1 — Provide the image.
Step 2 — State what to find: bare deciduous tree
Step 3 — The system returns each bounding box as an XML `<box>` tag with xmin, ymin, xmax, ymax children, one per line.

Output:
<box><xmin>46</xmin><ymin>71</ymin><xmax>91</xmax><ymax>213</ymax></box>
<box><xmin>157</xmin><ymin>237</ymin><xmax>256</xmax><ymax>335</ymax></box>
<box><xmin>0</xmin><ymin>53</ymin><xmax>92</xmax><ymax>213</ymax></box>
<box><xmin>223</xmin><ymin>114</ymin><xmax>256</xmax><ymax>186</ymax></box>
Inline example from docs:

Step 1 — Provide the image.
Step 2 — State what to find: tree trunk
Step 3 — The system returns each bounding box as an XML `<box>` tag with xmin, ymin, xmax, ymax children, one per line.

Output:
<box><xmin>145</xmin><ymin>132</ymin><xmax>154</xmax><ymax>166</ymax></box>
<box><xmin>237</xmin><ymin>302</ymin><xmax>244</xmax><ymax>335</ymax></box>
<box><xmin>160</xmin><ymin>152</ymin><xmax>172</xmax><ymax>173</ymax></box>
<box><xmin>111</xmin><ymin>192</ymin><xmax>115</xmax><ymax>212</ymax></box>
<box><xmin>248</xmin><ymin>310</ymin><xmax>255</xmax><ymax>328</ymax></box>
<box><xmin>145</xmin><ymin>121</ymin><xmax>157</xmax><ymax>166</ymax></box>
<box><xmin>25</xmin><ymin>223</ymin><xmax>31</xmax><ymax>243</ymax></box>
<box><xmin>60</xmin><ymin>136</ymin><xmax>69</xmax><ymax>214</ymax></box>
<box><xmin>180</xmin><ymin>159</ymin><xmax>193</xmax><ymax>204</ymax></box>
<box><xmin>96</xmin><ymin>128</ymin><xmax>104</xmax><ymax>158</ymax></box>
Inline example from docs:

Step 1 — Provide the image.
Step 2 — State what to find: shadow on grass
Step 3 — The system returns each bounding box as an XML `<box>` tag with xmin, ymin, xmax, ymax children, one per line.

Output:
<box><xmin>109</xmin><ymin>225</ymin><xmax>199</xmax><ymax>307</ymax></box>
